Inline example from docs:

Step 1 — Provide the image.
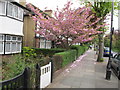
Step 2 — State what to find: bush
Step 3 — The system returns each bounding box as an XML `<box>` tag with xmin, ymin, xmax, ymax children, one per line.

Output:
<box><xmin>70</xmin><ymin>45</ymin><xmax>88</xmax><ymax>58</ymax></box>
<box><xmin>2</xmin><ymin>55</ymin><xmax>25</xmax><ymax>80</ymax></box>
<box><xmin>33</xmin><ymin>48</ymin><xmax>66</xmax><ymax>57</ymax></box>
<box><xmin>53</xmin><ymin>50</ymin><xmax>77</xmax><ymax>68</ymax></box>
<box><xmin>52</xmin><ymin>55</ymin><xmax>63</xmax><ymax>72</ymax></box>
<box><xmin>22</xmin><ymin>47</ymin><xmax>37</xmax><ymax>60</ymax></box>
<box><xmin>2</xmin><ymin>47</ymin><xmax>51</xmax><ymax>81</ymax></box>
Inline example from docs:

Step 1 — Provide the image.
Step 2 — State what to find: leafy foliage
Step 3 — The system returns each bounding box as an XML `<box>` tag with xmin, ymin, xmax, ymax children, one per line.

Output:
<box><xmin>22</xmin><ymin>47</ymin><xmax>37</xmax><ymax>60</ymax></box>
<box><xmin>2</xmin><ymin>55</ymin><xmax>25</xmax><ymax>80</ymax></box>
<box><xmin>70</xmin><ymin>45</ymin><xmax>88</xmax><ymax>57</ymax></box>
<box><xmin>55</xmin><ymin>50</ymin><xmax>77</xmax><ymax>67</ymax></box>
<box><xmin>112</xmin><ymin>30</ymin><xmax>120</xmax><ymax>52</ymax></box>
<box><xmin>34</xmin><ymin>48</ymin><xmax>66</xmax><ymax>57</ymax></box>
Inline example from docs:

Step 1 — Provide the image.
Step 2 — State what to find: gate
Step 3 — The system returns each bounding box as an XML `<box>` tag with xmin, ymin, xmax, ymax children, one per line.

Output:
<box><xmin>40</xmin><ymin>62</ymin><xmax>51</xmax><ymax>88</ymax></box>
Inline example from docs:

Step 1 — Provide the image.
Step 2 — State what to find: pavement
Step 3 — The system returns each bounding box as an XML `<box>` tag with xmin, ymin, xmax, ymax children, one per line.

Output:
<box><xmin>47</xmin><ymin>49</ymin><xmax>119</xmax><ymax>88</ymax></box>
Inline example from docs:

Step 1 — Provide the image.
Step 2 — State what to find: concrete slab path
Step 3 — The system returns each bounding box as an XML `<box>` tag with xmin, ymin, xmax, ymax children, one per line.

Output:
<box><xmin>47</xmin><ymin>49</ymin><xmax>119</xmax><ymax>88</ymax></box>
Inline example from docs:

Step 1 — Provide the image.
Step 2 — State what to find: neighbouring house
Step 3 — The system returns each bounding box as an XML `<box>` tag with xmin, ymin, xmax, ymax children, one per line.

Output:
<box><xmin>19</xmin><ymin>0</ymin><xmax>52</xmax><ymax>49</ymax></box>
<box><xmin>0</xmin><ymin>0</ymin><xmax>28</xmax><ymax>55</ymax></box>
<box><xmin>37</xmin><ymin>10</ymin><xmax>53</xmax><ymax>49</ymax></box>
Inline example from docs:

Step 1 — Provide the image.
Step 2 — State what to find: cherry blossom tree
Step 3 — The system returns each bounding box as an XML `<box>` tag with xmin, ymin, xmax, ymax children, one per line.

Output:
<box><xmin>27</xmin><ymin>1</ymin><xmax>106</xmax><ymax>49</ymax></box>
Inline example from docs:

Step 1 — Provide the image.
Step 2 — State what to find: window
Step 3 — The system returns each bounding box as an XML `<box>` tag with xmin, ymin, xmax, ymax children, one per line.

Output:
<box><xmin>0</xmin><ymin>1</ymin><xmax>6</xmax><ymax>15</ymax></box>
<box><xmin>117</xmin><ymin>55</ymin><xmax>120</xmax><ymax>60</ymax></box>
<box><xmin>40</xmin><ymin>38</ymin><xmax>45</xmax><ymax>48</ymax></box>
<box><xmin>14</xmin><ymin>6</ymin><xmax>18</xmax><ymax>18</ymax></box>
<box><xmin>7</xmin><ymin>2</ymin><xmax>23</xmax><ymax>21</ymax></box>
<box><xmin>40</xmin><ymin>38</ymin><xmax>51</xmax><ymax>49</ymax></box>
<box><xmin>46</xmin><ymin>41</ymin><xmax>51</xmax><ymax>49</ymax></box>
<box><xmin>7</xmin><ymin>3</ymin><xmax>13</xmax><ymax>17</ymax></box>
<box><xmin>5</xmin><ymin>42</ymin><xmax>11</xmax><ymax>53</ymax></box>
<box><xmin>0</xmin><ymin>35</ymin><xmax>4</xmax><ymax>54</ymax></box>
<box><xmin>18</xmin><ymin>8</ymin><xmax>23</xmax><ymax>20</ymax></box>
<box><xmin>3</xmin><ymin>35</ymin><xmax>22</xmax><ymax>54</ymax></box>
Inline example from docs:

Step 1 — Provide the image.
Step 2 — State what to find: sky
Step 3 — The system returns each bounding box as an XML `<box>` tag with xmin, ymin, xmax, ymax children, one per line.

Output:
<box><xmin>15</xmin><ymin>0</ymin><xmax>81</xmax><ymax>11</ymax></box>
<box><xmin>15</xmin><ymin>0</ymin><xmax>118</xmax><ymax>32</ymax></box>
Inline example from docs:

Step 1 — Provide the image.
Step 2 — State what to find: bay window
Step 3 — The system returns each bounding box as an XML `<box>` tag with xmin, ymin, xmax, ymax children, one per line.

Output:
<box><xmin>0</xmin><ymin>34</ymin><xmax>22</xmax><ymax>54</ymax></box>
<box><xmin>7</xmin><ymin>2</ymin><xmax>23</xmax><ymax>21</ymax></box>
<box><xmin>5</xmin><ymin>35</ymin><xmax>22</xmax><ymax>54</ymax></box>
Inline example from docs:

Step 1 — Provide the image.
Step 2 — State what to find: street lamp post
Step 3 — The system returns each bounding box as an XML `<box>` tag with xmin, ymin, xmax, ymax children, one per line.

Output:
<box><xmin>105</xmin><ymin>0</ymin><xmax>114</xmax><ymax>80</ymax></box>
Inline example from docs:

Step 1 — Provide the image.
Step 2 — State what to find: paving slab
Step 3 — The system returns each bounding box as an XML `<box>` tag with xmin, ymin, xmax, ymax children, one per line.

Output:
<box><xmin>47</xmin><ymin>49</ymin><xmax>119</xmax><ymax>88</ymax></box>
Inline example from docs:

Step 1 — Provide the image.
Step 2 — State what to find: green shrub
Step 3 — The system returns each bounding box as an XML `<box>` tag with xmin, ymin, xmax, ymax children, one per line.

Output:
<box><xmin>33</xmin><ymin>48</ymin><xmax>66</xmax><ymax>57</ymax></box>
<box><xmin>22</xmin><ymin>47</ymin><xmax>37</xmax><ymax>60</ymax></box>
<box><xmin>70</xmin><ymin>45</ymin><xmax>88</xmax><ymax>58</ymax></box>
<box><xmin>100</xmin><ymin>58</ymin><xmax>104</xmax><ymax>62</ymax></box>
<box><xmin>2</xmin><ymin>55</ymin><xmax>25</xmax><ymax>80</ymax></box>
<box><xmin>54</xmin><ymin>50</ymin><xmax>77</xmax><ymax>67</ymax></box>
<box><xmin>52</xmin><ymin>55</ymin><xmax>63</xmax><ymax>72</ymax></box>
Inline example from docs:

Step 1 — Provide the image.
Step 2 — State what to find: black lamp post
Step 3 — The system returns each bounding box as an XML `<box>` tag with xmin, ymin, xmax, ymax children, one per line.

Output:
<box><xmin>105</xmin><ymin>0</ymin><xmax>114</xmax><ymax>80</ymax></box>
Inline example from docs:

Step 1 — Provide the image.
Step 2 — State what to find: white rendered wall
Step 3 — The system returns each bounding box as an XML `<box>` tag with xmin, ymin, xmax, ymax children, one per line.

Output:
<box><xmin>0</xmin><ymin>16</ymin><xmax>23</xmax><ymax>36</ymax></box>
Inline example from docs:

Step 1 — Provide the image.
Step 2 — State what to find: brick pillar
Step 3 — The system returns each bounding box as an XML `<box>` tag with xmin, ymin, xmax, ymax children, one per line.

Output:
<box><xmin>35</xmin><ymin>38</ymin><xmax>40</xmax><ymax>48</ymax></box>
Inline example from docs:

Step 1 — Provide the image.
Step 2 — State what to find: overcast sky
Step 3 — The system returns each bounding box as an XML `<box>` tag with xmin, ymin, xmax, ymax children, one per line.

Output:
<box><xmin>15</xmin><ymin>0</ymin><xmax>81</xmax><ymax>11</ymax></box>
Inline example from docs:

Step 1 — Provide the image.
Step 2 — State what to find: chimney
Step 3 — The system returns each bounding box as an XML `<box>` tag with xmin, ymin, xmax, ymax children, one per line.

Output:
<box><xmin>19</xmin><ymin>0</ymin><xmax>26</xmax><ymax>7</ymax></box>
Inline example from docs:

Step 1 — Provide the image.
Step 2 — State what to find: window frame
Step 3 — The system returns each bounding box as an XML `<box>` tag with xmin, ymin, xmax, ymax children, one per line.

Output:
<box><xmin>2</xmin><ymin>35</ymin><xmax>22</xmax><ymax>54</ymax></box>
<box><xmin>0</xmin><ymin>1</ymin><xmax>7</xmax><ymax>15</ymax></box>
<box><xmin>0</xmin><ymin>35</ymin><xmax>4</xmax><ymax>54</ymax></box>
<box><xmin>7</xmin><ymin>2</ymin><xmax>24</xmax><ymax>21</ymax></box>
<box><xmin>39</xmin><ymin>38</ymin><xmax>51</xmax><ymax>49</ymax></box>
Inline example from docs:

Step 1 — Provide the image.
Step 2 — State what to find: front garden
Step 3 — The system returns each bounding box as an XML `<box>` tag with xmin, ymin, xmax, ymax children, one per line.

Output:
<box><xmin>1</xmin><ymin>44</ymin><xmax>88</xmax><ymax>88</ymax></box>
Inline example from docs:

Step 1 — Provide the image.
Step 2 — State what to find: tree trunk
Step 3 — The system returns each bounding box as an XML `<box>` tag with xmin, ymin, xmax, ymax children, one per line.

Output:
<box><xmin>97</xmin><ymin>34</ymin><xmax>104</xmax><ymax>62</ymax></box>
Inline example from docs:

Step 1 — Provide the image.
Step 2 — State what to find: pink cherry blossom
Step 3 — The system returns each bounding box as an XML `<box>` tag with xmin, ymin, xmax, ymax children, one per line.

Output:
<box><xmin>27</xmin><ymin>1</ymin><xmax>106</xmax><ymax>49</ymax></box>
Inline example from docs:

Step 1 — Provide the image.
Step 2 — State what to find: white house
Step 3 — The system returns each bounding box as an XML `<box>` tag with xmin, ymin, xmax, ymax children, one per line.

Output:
<box><xmin>0</xmin><ymin>0</ymin><xmax>25</xmax><ymax>54</ymax></box>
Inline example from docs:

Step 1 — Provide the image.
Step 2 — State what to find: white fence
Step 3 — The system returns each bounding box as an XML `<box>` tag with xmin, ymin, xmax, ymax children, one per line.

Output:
<box><xmin>40</xmin><ymin>62</ymin><xmax>51</xmax><ymax>88</ymax></box>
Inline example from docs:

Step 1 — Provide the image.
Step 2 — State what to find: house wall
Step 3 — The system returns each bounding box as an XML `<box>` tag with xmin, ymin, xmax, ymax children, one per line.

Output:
<box><xmin>23</xmin><ymin>16</ymin><xmax>36</xmax><ymax>47</ymax></box>
<box><xmin>0</xmin><ymin>1</ymin><xmax>24</xmax><ymax>54</ymax></box>
<box><xmin>0</xmin><ymin>16</ymin><xmax>23</xmax><ymax>36</ymax></box>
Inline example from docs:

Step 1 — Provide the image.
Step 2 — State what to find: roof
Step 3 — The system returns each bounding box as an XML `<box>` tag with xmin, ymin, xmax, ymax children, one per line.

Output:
<box><xmin>11</xmin><ymin>2</ymin><xmax>31</xmax><ymax>12</ymax></box>
<box><xmin>27</xmin><ymin>3</ymin><xmax>52</xmax><ymax>18</ymax></box>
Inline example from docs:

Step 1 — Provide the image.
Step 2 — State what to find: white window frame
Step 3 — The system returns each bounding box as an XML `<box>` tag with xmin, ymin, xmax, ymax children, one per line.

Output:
<box><xmin>18</xmin><ymin>7</ymin><xmax>23</xmax><ymax>21</ymax></box>
<box><xmin>0</xmin><ymin>35</ymin><xmax>4</xmax><ymax>54</ymax></box>
<box><xmin>16</xmin><ymin>36</ymin><xmax>22</xmax><ymax>53</ymax></box>
<box><xmin>40</xmin><ymin>38</ymin><xmax>51</xmax><ymax>49</ymax></box>
<box><xmin>5</xmin><ymin>41</ymin><xmax>11</xmax><ymax>54</ymax></box>
<box><xmin>7</xmin><ymin>2</ymin><xmax>23</xmax><ymax>21</ymax></box>
<box><xmin>40</xmin><ymin>38</ymin><xmax>46</xmax><ymax>48</ymax></box>
<box><xmin>4</xmin><ymin>35</ymin><xmax>22</xmax><ymax>54</ymax></box>
<box><xmin>16</xmin><ymin>42</ymin><xmax>22</xmax><ymax>53</ymax></box>
<box><xmin>46</xmin><ymin>40</ymin><xmax>51</xmax><ymax>49</ymax></box>
<box><xmin>7</xmin><ymin>2</ymin><xmax>13</xmax><ymax>18</ymax></box>
<box><xmin>0</xmin><ymin>1</ymin><xmax>7</xmax><ymax>15</ymax></box>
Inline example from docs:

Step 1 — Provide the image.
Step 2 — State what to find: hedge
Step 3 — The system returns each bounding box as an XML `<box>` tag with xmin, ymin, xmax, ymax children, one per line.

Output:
<box><xmin>53</xmin><ymin>50</ymin><xmax>77</xmax><ymax>71</ymax></box>
<box><xmin>70</xmin><ymin>45</ymin><xmax>88</xmax><ymax>58</ymax></box>
<box><xmin>33</xmin><ymin>48</ymin><xmax>66</xmax><ymax>57</ymax></box>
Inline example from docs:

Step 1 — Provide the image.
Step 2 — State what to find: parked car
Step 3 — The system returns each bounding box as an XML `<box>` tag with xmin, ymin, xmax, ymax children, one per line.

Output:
<box><xmin>111</xmin><ymin>53</ymin><xmax>120</xmax><ymax>79</ymax></box>
<box><xmin>103</xmin><ymin>47</ymin><xmax>113</xmax><ymax>57</ymax></box>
